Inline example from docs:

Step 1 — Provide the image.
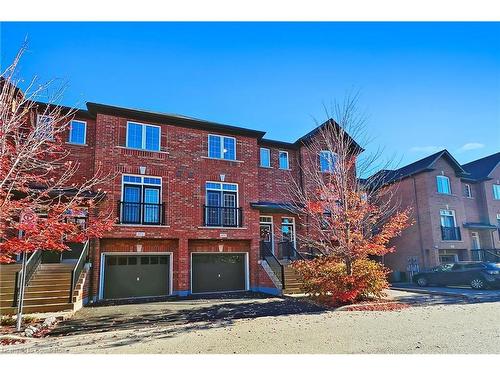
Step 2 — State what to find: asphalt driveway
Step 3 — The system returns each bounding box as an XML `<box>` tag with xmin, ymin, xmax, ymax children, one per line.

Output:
<box><xmin>391</xmin><ymin>283</ymin><xmax>500</xmax><ymax>303</ymax></box>
<box><xmin>1</xmin><ymin>290</ymin><xmax>499</xmax><ymax>354</ymax></box>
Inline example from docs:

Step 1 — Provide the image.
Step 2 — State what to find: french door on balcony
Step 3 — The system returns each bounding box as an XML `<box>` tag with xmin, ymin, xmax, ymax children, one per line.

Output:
<box><xmin>206</xmin><ymin>190</ymin><xmax>237</xmax><ymax>227</ymax></box>
<box><xmin>122</xmin><ymin>184</ymin><xmax>161</xmax><ymax>224</ymax></box>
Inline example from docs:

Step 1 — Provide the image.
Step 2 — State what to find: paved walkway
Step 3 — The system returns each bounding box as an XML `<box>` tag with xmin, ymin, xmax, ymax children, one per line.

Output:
<box><xmin>391</xmin><ymin>283</ymin><xmax>500</xmax><ymax>302</ymax></box>
<box><xmin>1</xmin><ymin>290</ymin><xmax>499</xmax><ymax>354</ymax></box>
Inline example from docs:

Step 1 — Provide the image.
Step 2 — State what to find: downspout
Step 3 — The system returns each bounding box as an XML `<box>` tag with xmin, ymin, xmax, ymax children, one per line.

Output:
<box><xmin>412</xmin><ymin>176</ymin><xmax>427</xmax><ymax>269</ymax></box>
<box><xmin>297</xmin><ymin>145</ymin><xmax>308</xmax><ymax>242</ymax></box>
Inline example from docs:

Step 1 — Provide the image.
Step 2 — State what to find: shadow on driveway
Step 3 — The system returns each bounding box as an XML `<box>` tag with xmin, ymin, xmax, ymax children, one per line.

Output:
<box><xmin>49</xmin><ymin>292</ymin><xmax>325</xmax><ymax>341</ymax></box>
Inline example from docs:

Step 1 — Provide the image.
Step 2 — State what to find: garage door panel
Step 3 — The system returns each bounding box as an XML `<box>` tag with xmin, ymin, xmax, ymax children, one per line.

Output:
<box><xmin>192</xmin><ymin>253</ymin><xmax>246</xmax><ymax>293</ymax></box>
<box><xmin>104</xmin><ymin>255</ymin><xmax>170</xmax><ymax>299</ymax></box>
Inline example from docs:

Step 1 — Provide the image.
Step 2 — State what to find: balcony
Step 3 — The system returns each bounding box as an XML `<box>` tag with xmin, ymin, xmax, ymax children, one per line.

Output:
<box><xmin>441</xmin><ymin>226</ymin><xmax>461</xmax><ymax>241</ymax></box>
<box><xmin>117</xmin><ymin>201</ymin><xmax>166</xmax><ymax>225</ymax></box>
<box><xmin>203</xmin><ymin>205</ymin><xmax>243</xmax><ymax>228</ymax></box>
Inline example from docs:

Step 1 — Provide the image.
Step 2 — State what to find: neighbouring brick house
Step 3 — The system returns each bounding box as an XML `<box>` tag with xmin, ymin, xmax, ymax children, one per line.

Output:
<box><xmin>369</xmin><ymin>150</ymin><xmax>500</xmax><ymax>281</ymax></box>
<box><xmin>0</xmin><ymin>97</ymin><xmax>363</xmax><ymax>314</ymax></box>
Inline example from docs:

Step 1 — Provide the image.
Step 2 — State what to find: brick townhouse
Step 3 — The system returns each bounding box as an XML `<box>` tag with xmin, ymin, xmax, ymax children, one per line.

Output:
<box><xmin>1</xmin><ymin>97</ymin><xmax>358</xmax><ymax>314</ymax></box>
<box><xmin>370</xmin><ymin>150</ymin><xmax>500</xmax><ymax>281</ymax></box>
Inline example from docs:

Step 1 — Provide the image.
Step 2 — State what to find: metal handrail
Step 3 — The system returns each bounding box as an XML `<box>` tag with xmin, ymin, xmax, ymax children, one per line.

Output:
<box><xmin>470</xmin><ymin>248</ymin><xmax>500</xmax><ymax>262</ymax></box>
<box><xmin>13</xmin><ymin>250</ymin><xmax>42</xmax><ymax>307</ymax></box>
<box><xmin>203</xmin><ymin>205</ymin><xmax>243</xmax><ymax>228</ymax></box>
<box><xmin>69</xmin><ymin>240</ymin><xmax>90</xmax><ymax>303</ymax></box>
<box><xmin>260</xmin><ymin>241</ymin><xmax>285</xmax><ymax>288</ymax></box>
<box><xmin>277</xmin><ymin>241</ymin><xmax>305</xmax><ymax>261</ymax></box>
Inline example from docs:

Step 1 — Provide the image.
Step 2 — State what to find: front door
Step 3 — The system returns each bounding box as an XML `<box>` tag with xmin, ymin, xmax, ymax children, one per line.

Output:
<box><xmin>260</xmin><ymin>221</ymin><xmax>274</xmax><ymax>253</ymax></box>
<box><xmin>281</xmin><ymin>217</ymin><xmax>296</xmax><ymax>247</ymax></box>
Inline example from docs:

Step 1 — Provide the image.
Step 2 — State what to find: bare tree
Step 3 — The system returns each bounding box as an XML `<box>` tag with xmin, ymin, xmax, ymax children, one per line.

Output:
<box><xmin>287</xmin><ymin>92</ymin><xmax>412</xmax><ymax>275</ymax></box>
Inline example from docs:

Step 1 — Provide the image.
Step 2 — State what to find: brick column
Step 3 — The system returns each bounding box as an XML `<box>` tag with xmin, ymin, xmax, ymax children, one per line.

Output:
<box><xmin>176</xmin><ymin>238</ymin><xmax>189</xmax><ymax>296</ymax></box>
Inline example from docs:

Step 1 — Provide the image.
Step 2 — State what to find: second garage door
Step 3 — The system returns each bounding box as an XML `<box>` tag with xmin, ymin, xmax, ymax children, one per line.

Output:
<box><xmin>191</xmin><ymin>253</ymin><xmax>247</xmax><ymax>293</ymax></box>
<box><xmin>103</xmin><ymin>254</ymin><xmax>170</xmax><ymax>299</ymax></box>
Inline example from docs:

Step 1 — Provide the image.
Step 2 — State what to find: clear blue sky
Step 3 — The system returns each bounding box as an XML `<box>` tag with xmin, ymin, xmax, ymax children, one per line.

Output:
<box><xmin>1</xmin><ymin>22</ymin><xmax>499</xmax><ymax>170</ymax></box>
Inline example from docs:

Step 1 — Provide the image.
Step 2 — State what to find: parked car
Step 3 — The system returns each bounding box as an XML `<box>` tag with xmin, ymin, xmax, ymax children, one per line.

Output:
<box><xmin>412</xmin><ymin>262</ymin><xmax>500</xmax><ymax>289</ymax></box>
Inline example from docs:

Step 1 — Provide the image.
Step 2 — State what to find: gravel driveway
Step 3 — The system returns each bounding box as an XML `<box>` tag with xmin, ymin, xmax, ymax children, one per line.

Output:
<box><xmin>1</xmin><ymin>291</ymin><xmax>499</xmax><ymax>354</ymax></box>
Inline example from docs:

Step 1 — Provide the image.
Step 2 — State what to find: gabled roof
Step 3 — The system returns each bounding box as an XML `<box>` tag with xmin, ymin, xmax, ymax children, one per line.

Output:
<box><xmin>461</xmin><ymin>152</ymin><xmax>500</xmax><ymax>182</ymax></box>
<box><xmin>368</xmin><ymin>149</ymin><xmax>469</xmax><ymax>187</ymax></box>
<box><xmin>295</xmin><ymin>118</ymin><xmax>364</xmax><ymax>153</ymax></box>
<box><xmin>86</xmin><ymin>102</ymin><xmax>266</xmax><ymax>138</ymax></box>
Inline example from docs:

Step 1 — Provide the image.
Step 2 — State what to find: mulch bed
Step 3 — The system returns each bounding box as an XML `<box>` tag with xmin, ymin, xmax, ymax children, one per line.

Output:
<box><xmin>343</xmin><ymin>301</ymin><xmax>411</xmax><ymax>311</ymax></box>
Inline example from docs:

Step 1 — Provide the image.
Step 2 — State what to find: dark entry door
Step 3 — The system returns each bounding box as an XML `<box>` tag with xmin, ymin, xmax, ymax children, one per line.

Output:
<box><xmin>103</xmin><ymin>254</ymin><xmax>170</xmax><ymax>299</ymax></box>
<box><xmin>191</xmin><ymin>253</ymin><xmax>246</xmax><ymax>293</ymax></box>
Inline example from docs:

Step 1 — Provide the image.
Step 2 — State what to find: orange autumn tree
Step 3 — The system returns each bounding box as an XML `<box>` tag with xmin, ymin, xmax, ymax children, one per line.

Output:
<box><xmin>288</xmin><ymin>94</ymin><xmax>412</xmax><ymax>304</ymax></box>
<box><xmin>0</xmin><ymin>46</ymin><xmax>114</xmax><ymax>264</ymax></box>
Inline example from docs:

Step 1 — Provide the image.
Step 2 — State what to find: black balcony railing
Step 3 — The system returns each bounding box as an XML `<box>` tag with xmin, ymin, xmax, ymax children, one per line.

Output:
<box><xmin>203</xmin><ymin>205</ymin><xmax>243</xmax><ymax>227</ymax></box>
<box><xmin>441</xmin><ymin>226</ymin><xmax>461</xmax><ymax>241</ymax></box>
<box><xmin>470</xmin><ymin>249</ymin><xmax>500</xmax><ymax>262</ymax></box>
<box><xmin>118</xmin><ymin>201</ymin><xmax>165</xmax><ymax>225</ymax></box>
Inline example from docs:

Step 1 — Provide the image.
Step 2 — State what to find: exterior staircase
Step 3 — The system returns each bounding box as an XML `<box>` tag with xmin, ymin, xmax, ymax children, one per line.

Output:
<box><xmin>0</xmin><ymin>263</ymin><xmax>87</xmax><ymax>315</ymax></box>
<box><xmin>282</xmin><ymin>265</ymin><xmax>304</xmax><ymax>294</ymax></box>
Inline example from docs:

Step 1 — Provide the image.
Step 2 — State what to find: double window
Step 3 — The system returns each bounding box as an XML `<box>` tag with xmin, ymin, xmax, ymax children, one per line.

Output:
<box><xmin>493</xmin><ymin>184</ymin><xmax>500</xmax><ymax>200</ymax></box>
<box><xmin>463</xmin><ymin>183</ymin><xmax>472</xmax><ymax>198</ymax></box>
<box><xmin>279</xmin><ymin>151</ymin><xmax>289</xmax><ymax>169</ymax></box>
<box><xmin>35</xmin><ymin>115</ymin><xmax>54</xmax><ymax>141</ymax></box>
<box><xmin>319</xmin><ymin>150</ymin><xmax>336</xmax><ymax>173</ymax></box>
<box><xmin>204</xmin><ymin>182</ymin><xmax>240</xmax><ymax>227</ymax></box>
<box><xmin>260</xmin><ymin>148</ymin><xmax>271</xmax><ymax>167</ymax></box>
<box><xmin>436</xmin><ymin>175</ymin><xmax>451</xmax><ymax>194</ymax></box>
<box><xmin>440</xmin><ymin>209</ymin><xmax>460</xmax><ymax>241</ymax></box>
<box><xmin>126</xmin><ymin>121</ymin><xmax>161</xmax><ymax>151</ymax></box>
<box><xmin>120</xmin><ymin>175</ymin><xmax>163</xmax><ymax>225</ymax></box>
<box><xmin>68</xmin><ymin>120</ymin><xmax>87</xmax><ymax>145</ymax></box>
<box><xmin>208</xmin><ymin>135</ymin><xmax>236</xmax><ymax>160</ymax></box>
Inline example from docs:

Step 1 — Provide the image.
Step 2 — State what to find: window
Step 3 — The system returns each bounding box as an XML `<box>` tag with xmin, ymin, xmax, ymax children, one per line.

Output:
<box><xmin>208</xmin><ymin>134</ymin><xmax>236</xmax><ymax>160</ymax></box>
<box><xmin>35</xmin><ymin>115</ymin><xmax>54</xmax><ymax>140</ymax></box>
<box><xmin>126</xmin><ymin>121</ymin><xmax>160</xmax><ymax>151</ymax></box>
<box><xmin>440</xmin><ymin>209</ymin><xmax>461</xmax><ymax>241</ymax></box>
<box><xmin>497</xmin><ymin>214</ymin><xmax>500</xmax><ymax>239</ymax></box>
<box><xmin>68</xmin><ymin>120</ymin><xmax>87</xmax><ymax>145</ymax></box>
<box><xmin>279</xmin><ymin>151</ymin><xmax>289</xmax><ymax>169</ymax></box>
<box><xmin>463</xmin><ymin>184</ymin><xmax>472</xmax><ymax>198</ymax></box>
<box><xmin>120</xmin><ymin>174</ymin><xmax>163</xmax><ymax>225</ymax></box>
<box><xmin>319</xmin><ymin>150</ymin><xmax>336</xmax><ymax>173</ymax></box>
<box><xmin>436</xmin><ymin>175</ymin><xmax>451</xmax><ymax>194</ymax></box>
<box><xmin>493</xmin><ymin>184</ymin><xmax>500</xmax><ymax>200</ymax></box>
<box><xmin>260</xmin><ymin>148</ymin><xmax>271</xmax><ymax>167</ymax></box>
<box><xmin>321</xmin><ymin>211</ymin><xmax>332</xmax><ymax>230</ymax></box>
<box><xmin>440</xmin><ymin>209</ymin><xmax>456</xmax><ymax>228</ymax></box>
<box><xmin>204</xmin><ymin>182</ymin><xmax>240</xmax><ymax>227</ymax></box>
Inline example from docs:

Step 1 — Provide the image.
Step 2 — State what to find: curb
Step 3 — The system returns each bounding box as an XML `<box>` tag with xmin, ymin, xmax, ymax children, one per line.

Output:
<box><xmin>390</xmin><ymin>287</ymin><xmax>471</xmax><ymax>299</ymax></box>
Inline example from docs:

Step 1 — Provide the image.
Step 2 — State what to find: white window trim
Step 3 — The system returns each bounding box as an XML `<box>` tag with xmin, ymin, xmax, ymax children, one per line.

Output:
<box><xmin>68</xmin><ymin>120</ymin><xmax>87</xmax><ymax>145</ymax></box>
<box><xmin>120</xmin><ymin>174</ymin><xmax>162</xmax><ymax>202</ymax></box>
<box><xmin>319</xmin><ymin>150</ymin><xmax>336</xmax><ymax>173</ymax></box>
<box><xmin>125</xmin><ymin>121</ymin><xmax>161</xmax><ymax>151</ymax></box>
<box><xmin>493</xmin><ymin>184</ymin><xmax>500</xmax><ymax>200</ymax></box>
<box><xmin>36</xmin><ymin>114</ymin><xmax>55</xmax><ymax>141</ymax></box>
<box><xmin>278</xmin><ymin>150</ymin><xmax>290</xmax><ymax>170</ymax></box>
<box><xmin>436</xmin><ymin>175</ymin><xmax>451</xmax><ymax>194</ymax></box>
<box><xmin>207</xmin><ymin>134</ymin><xmax>237</xmax><ymax>161</ymax></box>
<box><xmin>439</xmin><ymin>209</ymin><xmax>457</xmax><ymax>227</ymax></box>
<box><xmin>259</xmin><ymin>147</ymin><xmax>271</xmax><ymax>168</ymax></box>
<box><xmin>205</xmin><ymin>181</ymin><xmax>239</xmax><ymax>207</ymax></box>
